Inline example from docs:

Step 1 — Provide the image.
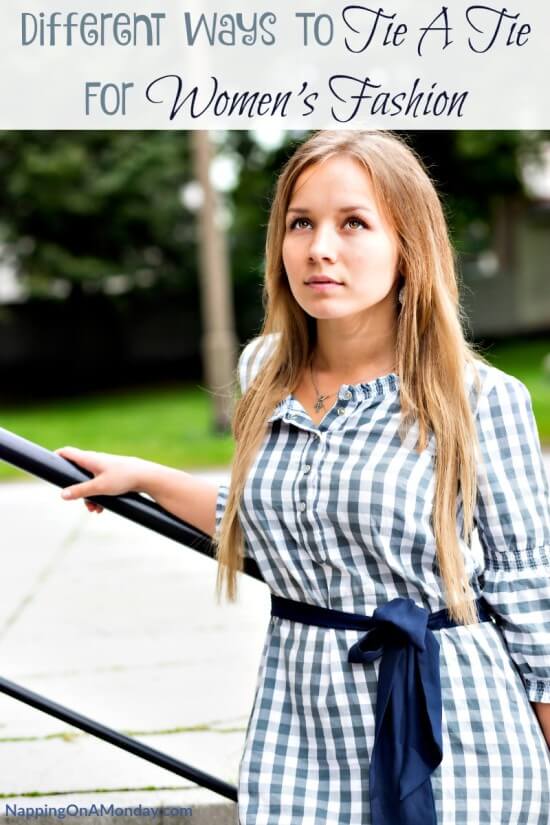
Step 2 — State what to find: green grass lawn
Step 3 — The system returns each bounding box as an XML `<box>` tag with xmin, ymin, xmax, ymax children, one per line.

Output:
<box><xmin>0</xmin><ymin>382</ymin><xmax>236</xmax><ymax>482</ymax></box>
<box><xmin>1</xmin><ymin>338</ymin><xmax>549</xmax><ymax>483</ymax></box>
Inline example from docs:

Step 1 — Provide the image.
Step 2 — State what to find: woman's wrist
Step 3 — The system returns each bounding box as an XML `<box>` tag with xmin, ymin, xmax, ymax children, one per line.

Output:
<box><xmin>132</xmin><ymin>458</ymin><xmax>186</xmax><ymax>498</ymax></box>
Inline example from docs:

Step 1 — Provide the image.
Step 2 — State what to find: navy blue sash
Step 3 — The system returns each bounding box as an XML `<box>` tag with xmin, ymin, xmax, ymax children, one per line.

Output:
<box><xmin>270</xmin><ymin>593</ymin><xmax>494</xmax><ymax>825</ymax></box>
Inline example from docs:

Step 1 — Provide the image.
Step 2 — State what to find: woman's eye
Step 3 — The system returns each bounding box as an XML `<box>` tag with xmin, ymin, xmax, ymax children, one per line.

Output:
<box><xmin>346</xmin><ymin>216</ymin><xmax>367</xmax><ymax>229</ymax></box>
<box><xmin>288</xmin><ymin>217</ymin><xmax>310</xmax><ymax>230</ymax></box>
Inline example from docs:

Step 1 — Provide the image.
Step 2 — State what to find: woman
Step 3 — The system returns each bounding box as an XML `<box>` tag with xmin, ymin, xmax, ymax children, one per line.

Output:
<box><xmin>57</xmin><ymin>130</ymin><xmax>550</xmax><ymax>825</ymax></box>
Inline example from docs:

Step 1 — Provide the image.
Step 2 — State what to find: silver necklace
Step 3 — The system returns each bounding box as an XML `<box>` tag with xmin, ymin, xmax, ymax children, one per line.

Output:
<box><xmin>309</xmin><ymin>354</ymin><xmax>396</xmax><ymax>412</ymax></box>
<box><xmin>309</xmin><ymin>357</ymin><xmax>339</xmax><ymax>412</ymax></box>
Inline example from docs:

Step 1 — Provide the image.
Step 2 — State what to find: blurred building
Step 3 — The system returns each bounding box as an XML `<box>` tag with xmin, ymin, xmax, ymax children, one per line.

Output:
<box><xmin>461</xmin><ymin>196</ymin><xmax>550</xmax><ymax>337</ymax></box>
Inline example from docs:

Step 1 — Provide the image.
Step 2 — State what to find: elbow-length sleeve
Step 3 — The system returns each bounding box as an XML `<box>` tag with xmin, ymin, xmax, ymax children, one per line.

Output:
<box><xmin>213</xmin><ymin>333</ymin><xmax>280</xmax><ymax>538</ymax></box>
<box><xmin>215</xmin><ymin>482</ymin><xmax>230</xmax><ymax>538</ymax></box>
<box><xmin>474</xmin><ymin>366</ymin><xmax>550</xmax><ymax>702</ymax></box>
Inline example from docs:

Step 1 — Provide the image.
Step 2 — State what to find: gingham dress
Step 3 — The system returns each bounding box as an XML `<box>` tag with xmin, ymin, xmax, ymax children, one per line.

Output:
<box><xmin>215</xmin><ymin>333</ymin><xmax>550</xmax><ymax>825</ymax></box>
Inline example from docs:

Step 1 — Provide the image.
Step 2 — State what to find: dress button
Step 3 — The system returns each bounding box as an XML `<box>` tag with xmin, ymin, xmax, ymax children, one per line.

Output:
<box><xmin>337</xmin><ymin>407</ymin><xmax>345</xmax><ymax>415</ymax></box>
<box><xmin>298</xmin><ymin>501</ymin><xmax>306</xmax><ymax>512</ymax></box>
<box><xmin>304</xmin><ymin>464</ymin><xmax>311</xmax><ymax>473</ymax></box>
<box><xmin>342</xmin><ymin>390</ymin><xmax>352</xmax><ymax>400</ymax></box>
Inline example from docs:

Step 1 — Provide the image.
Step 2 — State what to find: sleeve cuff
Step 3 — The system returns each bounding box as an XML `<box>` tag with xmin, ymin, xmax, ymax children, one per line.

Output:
<box><xmin>524</xmin><ymin>677</ymin><xmax>550</xmax><ymax>703</ymax></box>
<box><xmin>215</xmin><ymin>482</ymin><xmax>230</xmax><ymax>538</ymax></box>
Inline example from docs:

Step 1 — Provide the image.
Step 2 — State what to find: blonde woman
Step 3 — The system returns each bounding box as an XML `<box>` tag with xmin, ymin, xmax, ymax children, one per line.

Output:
<box><xmin>57</xmin><ymin>130</ymin><xmax>550</xmax><ymax>825</ymax></box>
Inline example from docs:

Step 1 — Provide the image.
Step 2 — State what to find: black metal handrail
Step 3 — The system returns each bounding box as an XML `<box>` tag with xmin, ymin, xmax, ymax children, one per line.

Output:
<box><xmin>0</xmin><ymin>425</ymin><xmax>265</xmax><ymax>803</ymax></box>
<box><xmin>0</xmin><ymin>675</ymin><xmax>238</xmax><ymax>801</ymax></box>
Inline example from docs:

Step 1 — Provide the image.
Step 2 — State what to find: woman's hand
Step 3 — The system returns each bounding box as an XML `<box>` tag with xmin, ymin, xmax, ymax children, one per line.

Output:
<box><xmin>54</xmin><ymin>446</ymin><xmax>145</xmax><ymax>514</ymax></box>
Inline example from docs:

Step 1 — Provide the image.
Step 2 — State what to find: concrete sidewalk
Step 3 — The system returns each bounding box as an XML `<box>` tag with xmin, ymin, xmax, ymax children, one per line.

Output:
<box><xmin>0</xmin><ymin>469</ymin><xmax>270</xmax><ymax>824</ymax></box>
<box><xmin>2</xmin><ymin>454</ymin><xmax>550</xmax><ymax>823</ymax></box>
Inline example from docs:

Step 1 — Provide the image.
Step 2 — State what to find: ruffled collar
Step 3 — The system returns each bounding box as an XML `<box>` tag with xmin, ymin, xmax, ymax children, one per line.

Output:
<box><xmin>268</xmin><ymin>372</ymin><xmax>400</xmax><ymax>423</ymax></box>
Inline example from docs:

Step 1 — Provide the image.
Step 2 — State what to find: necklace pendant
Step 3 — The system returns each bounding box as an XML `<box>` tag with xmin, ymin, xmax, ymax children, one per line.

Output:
<box><xmin>314</xmin><ymin>395</ymin><xmax>328</xmax><ymax>412</ymax></box>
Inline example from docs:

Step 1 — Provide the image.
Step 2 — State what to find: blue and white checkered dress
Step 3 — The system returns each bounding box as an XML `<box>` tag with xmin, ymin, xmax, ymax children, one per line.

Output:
<box><xmin>216</xmin><ymin>333</ymin><xmax>550</xmax><ymax>825</ymax></box>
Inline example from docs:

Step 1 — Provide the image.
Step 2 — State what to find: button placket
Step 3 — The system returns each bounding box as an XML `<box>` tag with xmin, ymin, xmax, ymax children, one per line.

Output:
<box><xmin>297</xmin><ymin>428</ymin><xmax>324</xmax><ymax>514</ymax></box>
<box><xmin>333</xmin><ymin>387</ymin><xmax>361</xmax><ymax>423</ymax></box>
<box><xmin>298</xmin><ymin>460</ymin><xmax>311</xmax><ymax>511</ymax></box>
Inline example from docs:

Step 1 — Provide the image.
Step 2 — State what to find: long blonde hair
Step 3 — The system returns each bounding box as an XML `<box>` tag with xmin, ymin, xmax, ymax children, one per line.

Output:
<box><xmin>213</xmin><ymin>129</ymin><xmax>487</xmax><ymax>626</ymax></box>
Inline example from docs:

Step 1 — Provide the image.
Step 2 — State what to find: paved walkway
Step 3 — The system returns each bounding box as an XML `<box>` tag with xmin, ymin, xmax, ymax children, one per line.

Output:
<box><xmin>0</xmin><ymin>469</ymin><xmax>269</xmax><ymax>824</ymax></box>
<box><xmin>1</xmin><ymin>453</ymin><xmax>549</xmax><ymax>822</ymax></box>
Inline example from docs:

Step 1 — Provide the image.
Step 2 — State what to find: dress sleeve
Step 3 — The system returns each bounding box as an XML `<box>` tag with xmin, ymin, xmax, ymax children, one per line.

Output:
<box><xmin>214</xmin><ymin>482</ymin><xmax>230</xmax><ymax>538</ymax></box>
<box><xmin>474</xmin><ymin>367</ymin><xmax>550</xmax><ymax>702</ymax></box>
<box><xmin>213</xmin><ymin>333</ymin><xmax>279</xmax><ymax>538</ymax></box>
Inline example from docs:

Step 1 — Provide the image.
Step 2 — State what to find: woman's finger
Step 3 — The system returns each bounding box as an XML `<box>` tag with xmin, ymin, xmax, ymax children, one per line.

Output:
<box><xmin>55</xmin><ymin>446</ymin><xmax>103</xmax><ymax>474</ymax></box>
<box><xmin>84</xmin><ymin>501</ymin><xmax>104</xmax><ymax>513</ymax></box>
<box><xmin>61</xmin><ymin>481</ymin><xmax>100</xmax><ymax>500</ymax></box>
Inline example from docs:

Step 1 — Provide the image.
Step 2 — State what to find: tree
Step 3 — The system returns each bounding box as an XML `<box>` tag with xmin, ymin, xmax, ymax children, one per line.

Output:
<box><xmin>0</xmin><ymin>129</ymin><xmax>547</xmax><ymax>311</ymax></box>
<box><xmin>0</xmin><ymin>132</ymin><xmax>198</xmax><ymax>296</ymax></box>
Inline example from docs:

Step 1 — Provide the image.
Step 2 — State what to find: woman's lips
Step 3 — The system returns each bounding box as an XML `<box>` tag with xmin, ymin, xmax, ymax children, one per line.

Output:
<box><xmin>306</xmin><ymin>281</ymin><xmax>343</xmax><ymax>292</ymax></box>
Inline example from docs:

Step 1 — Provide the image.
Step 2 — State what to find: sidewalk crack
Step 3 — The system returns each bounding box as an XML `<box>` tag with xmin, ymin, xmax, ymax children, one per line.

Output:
<box><xmin>0</xmin><ymin>518</ymin><xmax>84</xmax><ymax>641</ymax></box>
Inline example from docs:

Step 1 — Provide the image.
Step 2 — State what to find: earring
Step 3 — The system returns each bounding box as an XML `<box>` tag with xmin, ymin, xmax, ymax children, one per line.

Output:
<box><xmin>398</xmin><ymin>285</ymin><xmax>405</xmax><ymax>305</ymax></box>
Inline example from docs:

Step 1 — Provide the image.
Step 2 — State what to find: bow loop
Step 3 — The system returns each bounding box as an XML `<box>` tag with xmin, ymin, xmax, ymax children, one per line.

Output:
<box><xmin>347</xmin><ymin>626</ymin><xmax>385</xmax><ymax>664</ymax></box>
<box><xmin>348</xmin><ymin>598</ymin><xmax>429</xmax><ymax>665</ymax></box>
<box><xmin>373</xmin><ymin>597</ymin><xmax>429</xmax><ymax>652</ymax></box>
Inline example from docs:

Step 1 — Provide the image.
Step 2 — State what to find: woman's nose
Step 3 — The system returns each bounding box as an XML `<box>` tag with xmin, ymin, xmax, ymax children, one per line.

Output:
<box><xmin>308</xmin><ymin>225</ymin><xmax>337</xmax><ymax>261</ymax></box>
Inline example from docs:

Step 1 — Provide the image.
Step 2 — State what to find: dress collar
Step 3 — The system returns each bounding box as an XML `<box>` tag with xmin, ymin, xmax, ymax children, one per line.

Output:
<box><xmin>267</xmin><ymin>373</ymin><xmax>400</xmax><ymax>423</ymax></box>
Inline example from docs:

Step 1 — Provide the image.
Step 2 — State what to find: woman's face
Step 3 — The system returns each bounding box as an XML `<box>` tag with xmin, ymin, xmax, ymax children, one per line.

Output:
<box><xmin>282</xmin><ymin>154</ymin><xmax>400</xmax><ymax>323</ymax></box>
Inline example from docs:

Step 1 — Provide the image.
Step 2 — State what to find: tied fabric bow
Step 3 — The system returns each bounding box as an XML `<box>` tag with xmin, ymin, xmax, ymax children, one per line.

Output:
<box><xmin>347</xmin><ymin>597</ymin><xmax>443</xmax><ymax>825</ymax></box>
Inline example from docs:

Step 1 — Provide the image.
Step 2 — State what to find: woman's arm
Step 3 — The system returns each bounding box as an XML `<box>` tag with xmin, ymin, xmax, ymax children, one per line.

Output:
<box><xmin>137</xmin><ymin>459</ymin><xmax>222</xmax><ymax>538</ymax></box>
<box><xmin>531</xmin><ymin>702</ymin><xmax>550</xmax><ymax>748</ymax></box>
<box><xmin>56</xmin><ymin>448</ymin><xmax>224</xmax><ymax>538</ymax></box>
